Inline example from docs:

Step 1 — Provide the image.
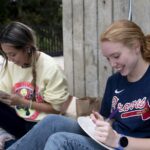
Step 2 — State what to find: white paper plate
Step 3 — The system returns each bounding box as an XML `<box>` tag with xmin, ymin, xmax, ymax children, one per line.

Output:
<box><xmin>77</xmin><ymin>116</ymin><xmax>114</xmax><ymax>150</ymax></box>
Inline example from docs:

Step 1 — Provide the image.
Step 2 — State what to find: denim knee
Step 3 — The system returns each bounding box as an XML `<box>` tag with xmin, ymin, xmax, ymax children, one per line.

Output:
<box><xmin>44</xmin><ymin>132</ymin><xmax>101</xmax><ymax>150</ymax></box>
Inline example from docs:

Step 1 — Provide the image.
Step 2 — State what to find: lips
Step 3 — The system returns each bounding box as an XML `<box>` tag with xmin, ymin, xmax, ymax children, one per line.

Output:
<box><xmin>116</xmin><ymin>68</ymin><xmax>122</xmax><ymax>72</ymax></box>
<box><xmin>115</xmin><ymin>65</ymin><xmax>125</xmax><ymax>73</ymax></box>
<box><xmin>115</xmin><ymin>66</ymin><xmax>123</xmax><ymax>72</ymax></box>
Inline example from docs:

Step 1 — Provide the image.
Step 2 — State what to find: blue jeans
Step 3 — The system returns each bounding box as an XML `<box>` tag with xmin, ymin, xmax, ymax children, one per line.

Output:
<box><xmin>7</xmin><ymin>114</ymin><xmax>108</xmax><ymax>150</ymax></box>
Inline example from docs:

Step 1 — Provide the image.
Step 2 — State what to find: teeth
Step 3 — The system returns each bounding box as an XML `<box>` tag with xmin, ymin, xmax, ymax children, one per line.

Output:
<box><xmin>115</xmin><ymin>68</ymin><xmax>122</xmax><ymax>71</ymax></box>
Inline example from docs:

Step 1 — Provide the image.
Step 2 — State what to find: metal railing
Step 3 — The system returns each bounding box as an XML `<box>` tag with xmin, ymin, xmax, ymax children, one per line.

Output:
<box><xmin>0</xmin><ymin>24</ymin><xmax>63</xmax><ymax>56</ymax></box>
<box><xmin>33</xmin><ymin>25</ymin><xmax>63</xmax><ymax>56</ymax></box>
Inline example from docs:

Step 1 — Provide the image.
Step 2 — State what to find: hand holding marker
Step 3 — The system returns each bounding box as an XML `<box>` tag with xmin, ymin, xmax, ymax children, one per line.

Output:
<box><xmin>105</xmin><ymin>108</ymin><xmax>118</xmax><ymax>122</ymax></box>
<box><xmin>92</xmin><ymin>108</ymin><xmax>118</xmax><ymax>122</ymax></box>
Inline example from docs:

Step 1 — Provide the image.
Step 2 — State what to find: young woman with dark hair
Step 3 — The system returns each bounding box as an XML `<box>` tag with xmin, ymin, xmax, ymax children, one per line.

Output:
<box><xmin>0</xmin><ymin>22</ymin><xmax>69</xmax><ymax>149</ymax></box>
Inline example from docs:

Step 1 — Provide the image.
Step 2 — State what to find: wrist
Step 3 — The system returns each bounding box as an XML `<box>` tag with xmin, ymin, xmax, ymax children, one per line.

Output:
<box><xmin>17</xmin><ymin>98</ymin><xmax>33</xmax><ymax>109</ymax></box>
<box><xmin>113</xmin><ymin>131</ymin><xmax>121</xmax><ymax>148</ymax></box>
<box><xmin>17</xmin><ymin>97</ymin><xmax>26</xmax><ymax>107</ymax></box>
<box><xmin>29</xmin><ymin>100</ymin><xmax>33</xmax><ymax>109</ymax></box>
<box><xmin>115</xmin><ymin>134</ymin><xmax>128</xmax><ymax>150</ymax></box>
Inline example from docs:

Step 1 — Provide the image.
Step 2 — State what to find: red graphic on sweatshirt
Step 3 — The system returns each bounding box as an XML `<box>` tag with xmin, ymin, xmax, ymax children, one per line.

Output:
<box><xmin>12</xmin><ymin>82</ymin><xmax>43</xmax><ymax>121</ymax></box>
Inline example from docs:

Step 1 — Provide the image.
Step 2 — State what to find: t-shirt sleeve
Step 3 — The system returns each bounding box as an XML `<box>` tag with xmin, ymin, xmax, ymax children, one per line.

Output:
<box><xmin>43</xmin><ymin>65</ymin><xmax>69</xmax><ymax>111</ymax></box>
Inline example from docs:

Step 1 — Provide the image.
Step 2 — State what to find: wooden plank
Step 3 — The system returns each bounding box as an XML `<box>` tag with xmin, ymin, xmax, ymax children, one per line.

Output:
<box><xmin>132</xmin><ymin>0</ymin><xmax>150</xmax><ymax>34</ymax></box>
<box><xmin>113</xmin><ymin>0</ymin><xmax>130</xmax><ymax>21</ymax></box>
<box><xmin>98</xmin><ymin>0</ymin><xmax>113</xmax><ymax>98</ymax></box>
<box><xmin>73</xmin><ymin>0</ymin><xmax>85</xmax><ymax>97</ymax></box>
<box><xmin>63</xmin><ymin>0</ymin><xmax>150</xmax><ymax>99</ymax></box>
<box><xmin>62</xmin><ymin>0</ymin><xmax>74</xmax><ymax>95</ymax></box>
<box><xmin>84</xmin><ymin>0</ymin><xmax>98</xmax><ymax>97</ymax></box>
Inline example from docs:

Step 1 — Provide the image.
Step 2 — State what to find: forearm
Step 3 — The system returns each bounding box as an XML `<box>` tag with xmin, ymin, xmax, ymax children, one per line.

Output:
<box><xmin>124</xmin><ymin>137</ymin><xmax>150</xmax><ymax>150</ymax></box>
<box><xmin>19</xmin><ymin>98</ymin><xmax>60</xmax><ymax>114</ymax></box>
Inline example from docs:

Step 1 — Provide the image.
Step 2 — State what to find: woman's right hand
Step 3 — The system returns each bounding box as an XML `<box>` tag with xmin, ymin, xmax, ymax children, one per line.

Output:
<box><xmin>90</xmin><ymin>111</ymin><xmax>104</xmax><ymax>123</ymax></box>
<box><xmin>0</xmin><ymin>90</ymin><xmax>11</xmax><ymax>105</ymax></box>
<box><xmin>90</xmin><ymin>111</ymin><xmax>119</xmax><ymax>148</ymax></box>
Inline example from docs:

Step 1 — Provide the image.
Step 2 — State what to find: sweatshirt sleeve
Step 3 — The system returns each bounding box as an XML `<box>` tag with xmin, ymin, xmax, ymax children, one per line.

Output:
<box><xmin>0</xmin><ymin>65</ymin><xmax>12</xmax><ymax>94</ymax></box>
<box><xmin>43</xmin><ymin>65</ymin><xmax>69</xmax><ymax>111</ymax></box>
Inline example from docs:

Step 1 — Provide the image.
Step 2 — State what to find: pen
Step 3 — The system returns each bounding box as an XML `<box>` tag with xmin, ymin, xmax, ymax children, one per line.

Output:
<box><xmin>92</xmin><ymin>108</ymin><xmax>118</xmax><ymax>122</ymax></box>
<box><xmin>105</xmin><ymin>108</ymin><xmax>118</xmax><ymax>122</ymax></box>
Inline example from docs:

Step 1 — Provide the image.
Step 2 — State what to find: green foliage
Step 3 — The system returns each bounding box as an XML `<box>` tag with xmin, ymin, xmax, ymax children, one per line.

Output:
<box><xmin>0</xmin><ymin>0</ymin><xmax>62</xmax><ymax>26</ymax></box>
<box><xmin>0</xmin><ymin>0</ymin><xmax>63</xmax><ymax>56</ymax></box>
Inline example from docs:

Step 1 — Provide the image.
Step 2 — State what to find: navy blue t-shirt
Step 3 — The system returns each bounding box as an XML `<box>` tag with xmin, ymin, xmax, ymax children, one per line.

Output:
<box><xmin>100</xmin><ymin>66</ymin><xmax>150</xmax><ymax>138</ymax></box>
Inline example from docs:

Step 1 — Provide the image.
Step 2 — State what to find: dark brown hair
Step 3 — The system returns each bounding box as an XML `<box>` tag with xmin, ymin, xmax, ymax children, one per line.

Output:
<box><xmin>0</xmin><ymin>21</ymin><xmax>37</xmax><ymax>101</ymax></box>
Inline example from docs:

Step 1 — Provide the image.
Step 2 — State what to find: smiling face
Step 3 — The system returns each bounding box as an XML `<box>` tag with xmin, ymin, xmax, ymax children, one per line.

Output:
<box><xmin>101</xmin><ymin>41</ymin><xmax>140</xmax><ymax>77</ymax></box>
<box><xmin>1</xmin><ymin>43</ymin><xmax>30</xmax><ymax>67</ymax></box>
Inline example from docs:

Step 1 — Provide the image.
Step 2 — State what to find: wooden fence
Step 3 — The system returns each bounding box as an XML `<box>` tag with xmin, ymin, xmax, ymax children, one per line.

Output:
<box><xmin>63</xmin><ymin>0</ymin><xmax>150</xmax><ymax>98</ymax></box>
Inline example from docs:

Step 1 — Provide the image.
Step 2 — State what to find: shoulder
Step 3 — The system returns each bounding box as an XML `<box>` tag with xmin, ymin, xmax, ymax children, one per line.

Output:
<box><xmin>37</xmin><ymin>52</ymin><xmax>63</xmax><ymax>74</ymax></box>
<box><xmin>37</xmin><ymin>52</ymin><xmax>58</xmax><ymax>68</ymax></box>
<box><xmin>145</xmin><ymin>65</ymin><xmax>150</xmax><ymax>77</ymax></box>
<box><xmin>39</xmin><ymin>52</ymin><xmax>56</xmax><ymax>63</ymax></box>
